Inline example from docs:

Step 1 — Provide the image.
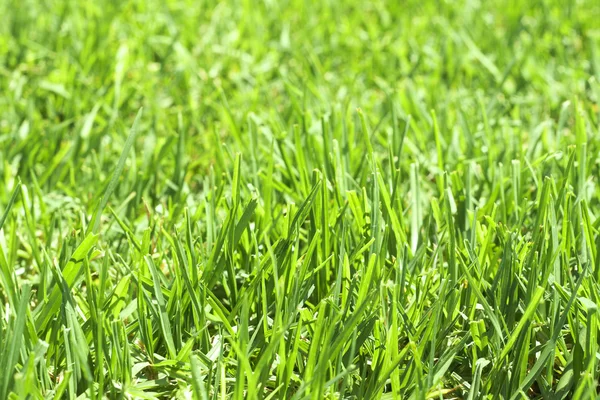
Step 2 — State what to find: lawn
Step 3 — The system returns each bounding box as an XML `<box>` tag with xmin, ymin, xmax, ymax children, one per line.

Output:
<box><xmin>1</xmin><ymin>0</ymin><xmax>600</xmax><ymax>398</ymax></box>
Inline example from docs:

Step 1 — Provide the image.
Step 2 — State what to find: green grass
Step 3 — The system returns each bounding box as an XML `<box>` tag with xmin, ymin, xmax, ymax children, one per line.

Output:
<box><xmin>1</xmin><ymin>0</ymin><xmax>600</xmax><ymax>398</ymax></box>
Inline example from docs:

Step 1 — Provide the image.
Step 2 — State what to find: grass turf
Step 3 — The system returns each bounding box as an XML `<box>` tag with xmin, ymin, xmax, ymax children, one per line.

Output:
<box><xmin>1</xmin><ymin>0</ymin><xmax>600</xmax><ymax>398</ymax></box>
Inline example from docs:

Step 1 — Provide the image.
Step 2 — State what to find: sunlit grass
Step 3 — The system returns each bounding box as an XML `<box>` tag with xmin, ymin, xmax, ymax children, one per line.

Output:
<box><xmin>1</xmin><ymin>0</ymin><xmax>600</xmax><ymax>398</ymax></box>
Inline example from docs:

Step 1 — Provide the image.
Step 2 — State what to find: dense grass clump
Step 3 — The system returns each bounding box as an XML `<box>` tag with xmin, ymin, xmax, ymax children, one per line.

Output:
<box><xmin>1</xmin><ymin>0</ymin><xmax>600</xmax><ymax>398</ymax></box>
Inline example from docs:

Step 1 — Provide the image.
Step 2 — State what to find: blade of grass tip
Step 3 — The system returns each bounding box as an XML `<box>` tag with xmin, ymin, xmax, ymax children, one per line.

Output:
<box><xmin>496</xmin><ymin>286</ymin><xmax>544</xmax><ymax>364</ymax></box>
<box><xmin>226</xmin><ymin>337</ymin><xmax>257</xmax><ymax>399</ymax></box>
<box><xmin>20</xmin><ymin>184</ymin><xmax>43</xmax><ymax>269</ymax></box>
<box><xmin>232</xmin><ymin>152</ymin><xmax>242</xmax><ymax>207</ymax></box>
<box><xmin>376</xmin><ymin>171</ymin><xmax>408</xmax><ymax>248</ymax></box>
<box><xmin>0</xmin><ymin>180</ymin><xmax>21</xmax><ymax>308</ymax></box>
<box><xmin>288</xmin><ymin>180</ymin><xmax>321</xmax><ymax>239</ymax></box>
<box><xmin>410</xmin><ymin>163</ymin><xmax>421</xmax><ymax>254</ymax></box>
<box><xmin>170</xmin><ymin>234</ymin><xmax>202</xmax><ymax>321</ymax></box>
<box><xmin>190</xmin><ymin>354</ymin><xmax>209</xmax><ymax>400</ymax></box>
<box><xmin>467</xmin><ymin>358</ymin><xmax>491</xmax><ymax>400</ymax></box>
<box><xmin>391</xmin><ymin>115</ymin><xmax>411</xmax><ymax>203</ymax></box>
<box><xmin>234</xmin><ymin>199</ymin><xmax>257</xmax><ymax>246</ymax></box>
<box><xmin>321</xmin><ymin>116</ymin><xmax>334</xmax><ymax>181</ymax></box>
<box><xmin>511</xmin><ymin>160</ymin><xmax>521</xmax><ymax>222</ymax></box>
<box><xmin>575</xmin><ymin>100</ymin><xmax>587</xmax><ymax>199</ymax></box>
<box><xmin>458</xmin><ymin>257</ymin><xmax>506</xmax><ymax>343</ymax></box>
<box><xmin>34</xmin><ymin>233</ymin><xmax>99</xmax><ymax>332</ymax></box>
<box><xmin>444</xmin><ymin>185</ymin><xmax>458</xmax><ymax>299</ymax></box>
<box><xmin>88</xmin><ymin>108</ymin><xmax>142</xmax><ymax>235</ymax></box>
<box><xmin>0</xmin><ymin>284</ymin><xmax>31</xmax><ymax>400</ymax></box>
<box><xmin>431</xmin><ymin>334</ymin><xmax>470</xmax><ymax>387</ymax></box>
<box><xmin>0</xmin><ymin>179</ymin><xmax>21</xmax><ymax>231</ymax></box>
<box><xmin>145</xmin><ymin>255</ymin><xmax>177</xmax><ymax>359</ymax></box>
<box><xmin>293</xmin><ymin>124</ymin><xmax>310</xmax><ymax>194</ymax></box>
